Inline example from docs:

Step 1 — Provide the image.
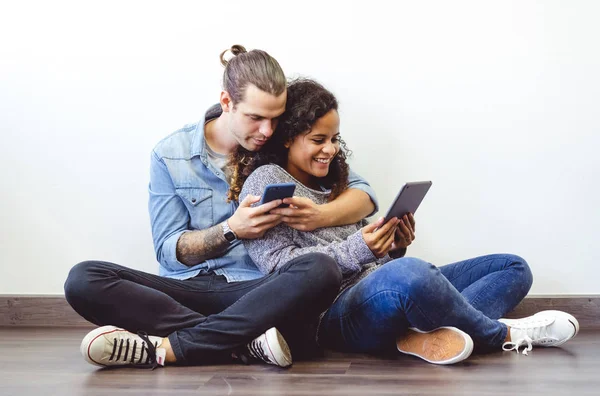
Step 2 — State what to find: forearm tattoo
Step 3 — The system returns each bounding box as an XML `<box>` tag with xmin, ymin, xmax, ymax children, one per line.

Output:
<box><xmin>176</xmin><ymin>224</ymin><xmax>229</xmax><ymax>266</ymax></box>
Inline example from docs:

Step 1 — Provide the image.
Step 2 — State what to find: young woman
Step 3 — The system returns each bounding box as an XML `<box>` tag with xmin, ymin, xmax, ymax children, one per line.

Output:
<box><xmin>228</xmin><ymin>78</ymin><xmax>579</xmax><ymax>365</ymax></box>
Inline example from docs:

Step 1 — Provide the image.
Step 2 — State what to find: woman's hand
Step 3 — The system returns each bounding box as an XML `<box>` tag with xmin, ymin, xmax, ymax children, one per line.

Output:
<box><xmin>270</xmin><ymin>197</ymin><xmax>325</xmax><ymax>232</ymax></box>
<box><xmin>361</xmin><ymin>217</ymin><xmax>400</xmax><ymax>258</ymax></box>
<box><xmin>390</xmin><ymin>213</ymin><xmax>416</xmax><ymax>256</ymax></box>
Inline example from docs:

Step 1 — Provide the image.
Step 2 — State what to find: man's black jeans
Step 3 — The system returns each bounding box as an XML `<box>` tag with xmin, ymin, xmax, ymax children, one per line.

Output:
<box><xmin>64</xmin><ymin>253</ymin><xmax>341</xmax><ymax>365</ymax></box>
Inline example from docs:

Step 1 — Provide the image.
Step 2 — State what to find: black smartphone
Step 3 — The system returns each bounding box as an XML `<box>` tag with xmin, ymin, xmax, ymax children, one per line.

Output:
<box><xmin>259</xmin><ymin>183</ymin><xmax>296</xmax><ymax>208</ymax></box>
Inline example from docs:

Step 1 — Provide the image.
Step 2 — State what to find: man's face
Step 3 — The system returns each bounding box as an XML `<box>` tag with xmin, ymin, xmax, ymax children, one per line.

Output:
<box><xmin>222</xmin><ymin>84</ymin><xmax>287</xmax><ymax>152</ymax></box>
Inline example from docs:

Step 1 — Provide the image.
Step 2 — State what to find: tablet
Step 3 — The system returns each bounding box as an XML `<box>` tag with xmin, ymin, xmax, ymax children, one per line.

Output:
<box><xmin>383</xmin><ymin>181</ymin><xmax>432</xmax><ymax>222</ymax></box>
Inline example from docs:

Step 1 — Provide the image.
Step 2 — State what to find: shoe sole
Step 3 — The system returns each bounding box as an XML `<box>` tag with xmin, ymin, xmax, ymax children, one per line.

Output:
<box><xmin>80</xmin><ymin>325</ymin><xmax>122</xmax><ymax>367</ymax></box>
<box><xmin>397</xmin><ymin>327</ymin><xmax>474</xmax><ymax>365</ymax></box>
<box><xmin>264</xmin><ymin>328</ymin><xmax>292</xmax><ymax>368</ymax></box>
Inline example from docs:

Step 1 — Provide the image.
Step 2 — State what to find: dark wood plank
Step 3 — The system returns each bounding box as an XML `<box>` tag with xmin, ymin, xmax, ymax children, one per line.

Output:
<box><xmin>1</xmin><ymin>327</ymin><xmax>599</xmax><ymax>395</ymax></box>
<box><xmin>504</xmin><ymin>296</ymin><xmax>600</xmax><ymax>329</ymax></box>
<box><xmin>1</xmin><ymin>295</ymin><xmax>92</xmax><ymax>327</ymax></box>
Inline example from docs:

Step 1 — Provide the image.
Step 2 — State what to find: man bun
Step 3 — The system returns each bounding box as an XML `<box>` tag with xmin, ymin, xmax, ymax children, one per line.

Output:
<box><xmin>220</xmin><ymin>44</ymin><xmax>248</xmax><ymax>66</ymax></box>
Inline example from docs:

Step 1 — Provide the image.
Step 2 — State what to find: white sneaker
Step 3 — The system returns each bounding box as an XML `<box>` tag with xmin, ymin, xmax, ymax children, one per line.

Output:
<box><xmin>396</xmin><ymin>327</ymin><xmax>474</xmax><ymax>365</ymax></box>
<box><xmin>242</xmin><ymin>327</ymin><xmax>292</xmax><ymax>368</ymax></box>
<box><xmin>499</xmin><ymin>310</ymin><xmax>579</xmax><ymax>355</ymax></box>
<box><xmin>81</xmin><ymin>326</ymin><xmax>166</xmax><ymax>368</ymax></box>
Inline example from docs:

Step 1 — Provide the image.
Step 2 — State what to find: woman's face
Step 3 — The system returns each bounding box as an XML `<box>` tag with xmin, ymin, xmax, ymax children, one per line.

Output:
<box><xmin>285</xmin><ymin>109</ymin><xmax>340</xmax><ymax>187</ymax></box>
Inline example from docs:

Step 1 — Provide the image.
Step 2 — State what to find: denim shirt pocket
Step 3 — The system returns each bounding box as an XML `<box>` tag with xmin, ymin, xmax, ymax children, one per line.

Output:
<box><xmin>175</xmin><ymin>187</ymin><xmax>214</xmax><ymax>230</ymax></box>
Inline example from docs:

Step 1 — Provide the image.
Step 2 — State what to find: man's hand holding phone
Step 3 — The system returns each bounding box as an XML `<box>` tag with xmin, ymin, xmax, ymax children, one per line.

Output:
<box><xmin>229</xmin><ymin>183</ymin><xmax>297</xmax><ymax>239</ymax></box>
<box><xmin>227</xmin><ymin>195</ymin><xmax>284</xmax><ymax>240</ymax></box>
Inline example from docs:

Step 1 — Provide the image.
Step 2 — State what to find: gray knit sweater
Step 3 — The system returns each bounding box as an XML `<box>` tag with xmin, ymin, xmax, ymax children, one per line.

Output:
<box><xmin>240</xmin><ymin>164</ymin><xmax>394</xmax><ymax>292</ymax></box>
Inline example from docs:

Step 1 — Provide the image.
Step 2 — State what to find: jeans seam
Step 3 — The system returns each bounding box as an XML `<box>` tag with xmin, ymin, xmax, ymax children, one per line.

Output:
<box><xmin>322</xmin><ymin>288</ymin><xmax>436</xmax><ymax>330</ymax></box>
<box><xmin>443</xmin><ymin>256</ymin><xmax>503</xmax><ymax>284</ymax></box>
<box><xmin>207</xmin><ymin>275</ymin><xmax>275</xmax><ymax>293</ymax></box>
<box><xmin>210</xmin><ymin>277</ymin><xmax>277</xmax><ymax>325</ymax></box>
<box><xmin>468</xmin><ymin>269</ymin><xmax>512</xmax><ymax>314</ymax></box>
<box><xmin>111</xmin><ymin>267</ymin><xmax>213</xmax><ymax>293</ymax></box>
<box><xmin>168</xmin><ymin>332</ymin><xmax>186</xmax><ymax>364</ymax></box>
<box><xmin>168</xmin><ymin>278</ymin><xmax>268</xmax><ymax>363</ymax></box>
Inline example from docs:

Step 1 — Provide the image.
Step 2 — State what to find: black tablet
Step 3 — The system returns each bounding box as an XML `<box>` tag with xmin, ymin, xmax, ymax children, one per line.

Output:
<box><xmin>383</xmin><ymin>181</ymin><xmax>432</xmax><ymax>222</ymax></box>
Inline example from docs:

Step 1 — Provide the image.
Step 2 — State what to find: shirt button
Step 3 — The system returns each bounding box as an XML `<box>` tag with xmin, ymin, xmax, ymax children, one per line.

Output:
<box><xmin>191</xmin><ymin>198</ymin><xmax>196</xmax><ymax>203</ymax></box>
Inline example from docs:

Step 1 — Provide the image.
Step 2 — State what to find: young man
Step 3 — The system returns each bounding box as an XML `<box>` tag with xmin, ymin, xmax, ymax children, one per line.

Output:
<box><xmin>64</xmin><ymin>45</ymin><xmax>383</xmax><ymax>369</ymax></box>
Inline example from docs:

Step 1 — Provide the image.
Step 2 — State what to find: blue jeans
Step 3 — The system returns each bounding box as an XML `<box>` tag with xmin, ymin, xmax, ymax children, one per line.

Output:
<box><xmin>317</xmin><ymin>254</ymin><xmax>533</xmax><ymax>353</ymax></box>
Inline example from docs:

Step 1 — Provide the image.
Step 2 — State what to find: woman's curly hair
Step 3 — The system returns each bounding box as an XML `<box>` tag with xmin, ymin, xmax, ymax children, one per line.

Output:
<box><xmin>228</xmin><ymin>78</ymin><xmax>351</xmax><ymax>202</ymax></box>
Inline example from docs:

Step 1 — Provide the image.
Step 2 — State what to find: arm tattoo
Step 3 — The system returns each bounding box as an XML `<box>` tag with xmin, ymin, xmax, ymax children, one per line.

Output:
<box><xmin>176</xmin><ymin>224</ymin><xmax>230</xmax><ymax>266</ymax></box>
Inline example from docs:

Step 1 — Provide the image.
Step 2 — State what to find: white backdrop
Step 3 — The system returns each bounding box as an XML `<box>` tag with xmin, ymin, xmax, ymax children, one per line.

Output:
<box><xmin>1</xmin><ymin>1</ymin><xmax>598</xmax><ymax>294</ymax></box>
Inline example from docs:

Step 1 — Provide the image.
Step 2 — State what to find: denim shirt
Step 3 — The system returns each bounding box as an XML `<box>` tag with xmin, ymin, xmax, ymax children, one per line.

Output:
<box><xmin>148</xmin><ymin>106</ymin><xmax>380</xmax><ymax>282</ymax></box>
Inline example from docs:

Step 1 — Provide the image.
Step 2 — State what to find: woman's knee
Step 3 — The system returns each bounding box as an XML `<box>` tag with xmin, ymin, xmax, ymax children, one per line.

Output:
<box><xmin>506</xmin><ymin>254</ymin><xmax>533</xmax><ymax>296</ymax></box>
<box><xmin>374</xmin><ymin>257</ymin><xmax>439</xmax><ymax>293</ymax></box>
<box><xmin>339</xmin><ymin>259</ymin><xmax>439</xmax><ymax>325</ymax></box>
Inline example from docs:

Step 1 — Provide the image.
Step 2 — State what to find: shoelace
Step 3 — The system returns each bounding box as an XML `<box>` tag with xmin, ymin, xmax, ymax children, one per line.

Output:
<box><xmin>501</xmin><ymin>316</ymin><xmax>559</xmax><ymax>355</ymax></box>
<box><xmin>108</xmin><ymin>332</ymin><xmax>159</xmax><ymax>370</ymax></box>
<box><xmin>502</xmin><ymin>335</ymin><xmax>533</xmax><ymax>355</ymax></box>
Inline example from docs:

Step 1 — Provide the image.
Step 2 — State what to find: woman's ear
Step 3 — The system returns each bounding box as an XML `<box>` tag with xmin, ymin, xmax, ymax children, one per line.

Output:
<box><xmin>284</xmin><ymin>141</ymin><xmax>291</xmax><ymax>149</ymax></box>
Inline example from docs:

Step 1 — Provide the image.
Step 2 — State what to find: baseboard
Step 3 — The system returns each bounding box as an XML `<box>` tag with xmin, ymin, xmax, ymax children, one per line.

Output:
<box><xmin>1</xmin><ymin>295</ymin><xmax>93</xmax><ymax>327</ymax></box>
<box><xmin>503</xmin><ymin>295</ymin><xmax>599</xmax><ymax>328</ymax></box>
<box><xmin>1</xmin><ymin>295</ymin><xmax>599</xmax><ymax>328</ymax></box>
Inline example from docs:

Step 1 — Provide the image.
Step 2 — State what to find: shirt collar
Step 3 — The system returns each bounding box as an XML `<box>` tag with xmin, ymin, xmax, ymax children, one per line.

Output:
<box><xmin>191</xmin><ymin>103</ymin><xmax>223</xmax><ymax>160</ymax></box>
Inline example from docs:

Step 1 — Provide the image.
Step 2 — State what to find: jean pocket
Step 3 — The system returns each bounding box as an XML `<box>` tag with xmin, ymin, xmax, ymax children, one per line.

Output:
<box><xmin>176</xmin><ymin>187</ymin><xmax>213</xmax><ymax>229</ymax></box>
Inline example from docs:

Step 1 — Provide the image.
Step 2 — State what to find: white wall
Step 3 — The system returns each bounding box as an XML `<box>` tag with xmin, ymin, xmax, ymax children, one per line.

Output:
<box><xmin>1</xmin><ymin>1</ymin><xmax>598</xmax><ymax>295</ymax></box>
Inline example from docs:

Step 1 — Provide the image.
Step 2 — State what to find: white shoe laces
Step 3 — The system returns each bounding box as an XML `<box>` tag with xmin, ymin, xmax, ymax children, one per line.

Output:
<box><xmin>502</xmin><ymin>335</ymin><xmax>533</xmax><ymax>355</ymax></box>
<box><xmin>501</xmin><ymin>316</ymin><xmax>558</xmax><ymax>355</ymax></box>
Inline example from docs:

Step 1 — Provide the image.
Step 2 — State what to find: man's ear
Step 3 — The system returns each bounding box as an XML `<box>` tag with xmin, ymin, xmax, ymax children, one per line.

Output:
<box><xmin>220</xmin><ymin>91</ymin><xmax>234</xmax><ymax>112</ymax></box>
<box><xmin>284</xmin><ymin>141</ymin><xmax>291</xmax><ymax>149</ymax></box>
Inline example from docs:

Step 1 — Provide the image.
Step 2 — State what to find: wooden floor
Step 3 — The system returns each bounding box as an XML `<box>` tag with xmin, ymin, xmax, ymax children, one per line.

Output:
<box><xmin>1</xmin><ymin>327</ymin><xmax>598</xmax><ymax>396</ymax></box>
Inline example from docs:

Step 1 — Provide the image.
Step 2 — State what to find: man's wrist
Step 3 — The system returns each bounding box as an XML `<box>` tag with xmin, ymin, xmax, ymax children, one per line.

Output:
<box><xmin>221</xmin><ymin>220</ymin><xmax>238</xmax><ymax>243</ymax></box>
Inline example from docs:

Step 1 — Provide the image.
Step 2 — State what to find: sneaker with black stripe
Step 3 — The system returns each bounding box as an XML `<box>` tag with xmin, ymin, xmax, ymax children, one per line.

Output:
<box><xmin>82</xmin><ymin>325</ymin><xmax>292</xmax><ymax>369</ymax></box>
<box><xmin>81</xmin><ymin>325</ymin><xmax>166</xmax><ymax>369</ymax></box>
<box><xmin>237</xmin><ymin>327</ymin><xmax>292</xmax><ymax>368</ymax></box>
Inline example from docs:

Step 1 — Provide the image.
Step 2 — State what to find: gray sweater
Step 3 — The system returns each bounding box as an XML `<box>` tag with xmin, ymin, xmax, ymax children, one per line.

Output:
<box><xmin>240</xmin><ymin>164</ymin><xmax>394</xmax><ymax>291</ymax></box>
